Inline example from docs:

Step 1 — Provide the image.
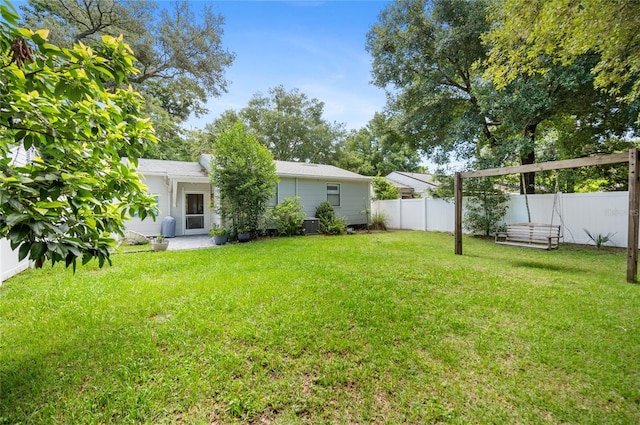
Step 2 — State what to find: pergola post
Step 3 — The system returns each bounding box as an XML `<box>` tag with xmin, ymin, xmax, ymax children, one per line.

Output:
<box><xmin>454</xmin><ymin>172</ymin><xmax>463</xmax><ymax>255</ymax></box>
<box><xmin>454</xmin><ymin>151</ymin><xmax>635</xmax><ymax>282</ymax></box>
<box><xmin>627</xmin><ymin>148</ymin><xmax>639</xmax><ymax>283</ymax></box>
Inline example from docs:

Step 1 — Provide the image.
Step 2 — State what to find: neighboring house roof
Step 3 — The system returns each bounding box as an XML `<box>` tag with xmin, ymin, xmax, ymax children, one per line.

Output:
<box><xmin>387</xmin><ymin>171</ymin><xmax>437</xmax><ymax>186</ymax></box>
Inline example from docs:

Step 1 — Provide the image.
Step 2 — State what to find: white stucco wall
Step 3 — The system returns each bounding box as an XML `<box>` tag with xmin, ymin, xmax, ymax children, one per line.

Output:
<box><xmin>125</xmin><ymin>174</ymin><xmax>169</xmax><ymax>236</ymax></box>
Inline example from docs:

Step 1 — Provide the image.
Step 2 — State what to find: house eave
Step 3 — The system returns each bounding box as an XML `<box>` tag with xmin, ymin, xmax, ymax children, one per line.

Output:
<box><xmin>277</xmin><ymin>173</ymin><xmax>372</xmax><ymax>182</ymax></box>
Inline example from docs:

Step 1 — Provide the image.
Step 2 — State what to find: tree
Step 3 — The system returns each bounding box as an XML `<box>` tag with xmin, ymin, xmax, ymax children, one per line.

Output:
<box><xmin>463</xmin><ymin>178</ymin><xmax>508</xmax><ymax>237</ymax></box>
<box><xmin>189</xmin><ymin>109</ymin><xmax>240</xmax><ymax>158</ymax></box>
<box><xmin>0</xmin><ymin>1</ymin><xmax>157</xmax><ymax>269</ymax></box>
<box><xmin>484</xmin><ymin>0</ymin><xmax>640</xmax><ymax>104</ymax></box>
<box><xmin>367</xmin><ymin>0</ymin><xmax>639</xmax><ymax>193</ymax></box>
<box><xmin>371</xmin><ymin>176</ymin><xmax>400</xmax><ymax>200</ymax></box>
<box><xmin>20</xmin><ymin>0</ymin><xmax>235</xmax><ymax>159</ymax></box>
<box><xmin>337</xmin><ymin>112</ymin><xmax>422</xmax><ymax>176</ymax></box>
<box><xmin>210</xmin><ymin>122</ymin><xmax>277</xmax><ymax>236</ymax></box>
<box><xmin>367</xmin><ymin>0</ymin><xmax>492</xmax><ymax>162</ymax></box>
<box><xmin>239</xmin><ymin>85</ymin><xmax>346</xmax><ymax>164</ymax></box>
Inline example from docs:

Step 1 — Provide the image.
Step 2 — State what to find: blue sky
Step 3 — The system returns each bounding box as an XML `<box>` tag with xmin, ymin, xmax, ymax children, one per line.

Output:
<box><xmin>12</xmin><ymin>0</ymin><xmax>392</xmax><ymax>130</ymax></box>
<box><xmin>187</xmin><ymin>0</ymin><xmax>392</xmax><ymax>131</ymax></box>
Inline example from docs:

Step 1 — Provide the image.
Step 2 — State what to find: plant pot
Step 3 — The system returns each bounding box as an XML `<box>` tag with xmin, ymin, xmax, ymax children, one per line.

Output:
<box><xmin>237</xmin><ymin>232</ymin><xmax>250</xmax><ymax>243</ymax></box>
<box><xmin>152</xmin><ymin>241</ymin><xmax>169</xmax><ymax>252</ymax></box>
<box><xmin>213</xmin><ymin>234</ymin><xmax>228</xmax><ymax>245</ymax></box>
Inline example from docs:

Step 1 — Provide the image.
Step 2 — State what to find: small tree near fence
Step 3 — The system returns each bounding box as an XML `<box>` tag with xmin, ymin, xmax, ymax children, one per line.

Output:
<box><xmin>210</xmin><ymin>122</ymin><xmax>278</xmax><ymax>236</ymax></box>
<box><xmin>464</xmin><ymin>177</ymin><xmax>508</xmax><ymax>236</ymax></box>
<box><xmin>372</xmin><ymin>176</ymin><xmax>400</xmax><ymax>200</ymax></box>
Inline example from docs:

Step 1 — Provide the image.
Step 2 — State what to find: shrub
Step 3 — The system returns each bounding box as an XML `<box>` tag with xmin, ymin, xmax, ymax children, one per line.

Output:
<box><xmin>464</xmin><ymin>177</ymin><xmax>508</xmax><ymax>236</ymax></box>
<box><xmin>584</xmin><ymin>229</ymin><xmax>616</xmax><ymax>248</ymax></box>
<box><xmin>315</xmin><ymin>201</ymin><xmax>346</xmax><ymax>235</ymax></box>
<box><xmin>210</xmin><ymin>122</ymin><xmax>278</xmax><ymax>236</ymax></box>
<box><xmin>370</xmin><ymin>211</ymin><xmax>388</xmax><ymax>231</ymax></box>
<box><xmin>271</xmin><ymin>196</ymin><xmax>306</xmax><ymax>236</ymax></box>
<box><xmin>372</xmin><ymin>176</ymin><xmax>400</xmax><ymax>200</ymax></box>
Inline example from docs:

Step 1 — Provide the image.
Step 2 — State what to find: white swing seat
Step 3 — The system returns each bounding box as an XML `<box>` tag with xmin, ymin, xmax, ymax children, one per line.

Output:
<box><xmin>495</xmin><ymin>222</ymin><xmax>561</xmax><ymax>250</ymax></box>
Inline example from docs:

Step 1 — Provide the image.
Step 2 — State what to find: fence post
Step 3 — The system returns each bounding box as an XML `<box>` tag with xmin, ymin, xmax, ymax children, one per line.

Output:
<box><xmin>627</xmin><ymin>148</ymin><xmax>639</xmax><ymax>282</ymax></box>
<box><xmin>424</xmin><ymin>197</ymin><xmax>428</xmax><ymax>231</ymax></box>
<box><xmin>455</xmin><ymin>172</ymin><xmax>463</xmax><ymax>255</ymax></box>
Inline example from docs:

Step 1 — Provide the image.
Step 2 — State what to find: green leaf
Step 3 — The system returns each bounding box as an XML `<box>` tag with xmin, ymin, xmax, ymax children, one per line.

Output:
<box><xmin>18</xmin><ymin>242</ymin><xmax>31</xmax><ymax>262</ymax></box>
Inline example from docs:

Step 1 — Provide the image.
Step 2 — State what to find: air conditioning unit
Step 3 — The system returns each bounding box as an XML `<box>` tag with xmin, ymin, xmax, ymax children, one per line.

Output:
<box><xmin>303</xmin><ymin>217</ymin><xmax>319</xmax><ymax>235</ymax></box>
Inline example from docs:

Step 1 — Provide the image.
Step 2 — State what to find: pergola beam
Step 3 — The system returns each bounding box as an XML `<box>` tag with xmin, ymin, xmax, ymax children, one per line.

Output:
<box><xmin>454</xmin><ymin>150</ymin><xmax>639</xmax><ymax>283</ymax></box>
<box><xmin>460</xmin><ymin>152</ymin><xmax>629</xmax><ymax>179</ymax></box>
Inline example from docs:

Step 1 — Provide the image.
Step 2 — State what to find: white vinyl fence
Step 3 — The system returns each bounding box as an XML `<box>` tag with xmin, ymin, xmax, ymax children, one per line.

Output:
<box><xmin>0</xmin><ymin>238</ymin><xmax>31</xmax><ymax>285</ymax></box>
<box><xmin>372</xmin><ymin>191</ymin><xmax>633</xmax><ymax>248</ymax></box>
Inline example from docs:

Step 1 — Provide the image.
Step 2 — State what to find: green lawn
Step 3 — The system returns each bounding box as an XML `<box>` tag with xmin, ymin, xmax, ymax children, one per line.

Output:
<box><xmin>1</xmin><ymin>231</ymin><xmax>639</xmax><ymax>424</ymax></box>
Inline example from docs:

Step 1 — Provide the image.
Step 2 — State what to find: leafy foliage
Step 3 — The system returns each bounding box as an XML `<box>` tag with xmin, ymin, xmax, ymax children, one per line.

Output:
<box><xmin>584</xmin><ymin>229</ymin><xmax>616</xmax><ymax>249</ymax></box>
<box><xmin>370</xmin><ymin>211</ymin><xmax>388</xmax><ymax>231</ymax></box>
<box><xmin>484</xmin><ymin>0</ymin><xmax>640</xmax><ymax>104</ymax></box>
<box><xmin>367</xmin><ymin>0</ymin><xmax>639</xmax><ymax>193</ymax></box>
<box><xmin>238</xmin><ymin>86</ymin><xmax>346</xmax><ymax>164</ymax></box>
<box><xmin>20</xmin><ymin>0</ymin><xmax>235</xmax><ymax>160</ymax></box>
<box><xmin>337</xmin><ymin>112</ymin><xmax>422</xmax><ymax>176</ymax></box>
<box><xmin>371</xmin><ymin>176</ymin><xmax>400</xmax><ymax>200</ymax></box>
<box><xmin>463</xmin><ymin>178</ymin><xmax>508</xmax><ymax>236</ymax></box>
<box><xmin>315</xmin><ymin>201</ymin><xmax>346</xmax><ymax>235</ymax></box>
<box><xmin>210</xmin><ymin>122</ymin><xmax>277</xmax><ymax>236</ymax></box>
<box><xmin>270</xmin><ymin>196</ymin><xmax>305</xmax><ymax>237</ymax></box>
<box><xmin>0</xmin><ymin>1</ymin><xmax>157</xmax><ymax>269</ymax></box>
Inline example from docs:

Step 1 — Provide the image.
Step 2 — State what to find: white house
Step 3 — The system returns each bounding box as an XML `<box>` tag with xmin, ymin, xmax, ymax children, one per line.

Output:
<box><xmin>1</xmin><ymin>145</ymin><xmax>37</xmax><ymax>285</ymax></box>
<box><xmin>385</xmin><ymin>171</ymin><xmax>438</xmax><ymax>198</ymax></box>
<box><xmin>125</xmin><ymin>155</ymin><xmax>371</xmax><ymax>236</ymax></box>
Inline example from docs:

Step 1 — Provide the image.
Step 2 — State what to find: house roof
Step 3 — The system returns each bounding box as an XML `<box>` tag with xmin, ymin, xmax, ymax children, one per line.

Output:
<box><xmin>274</xmin><ymin>160</ymin><xmax>371</xmax><ymax>181</ymax></box>
<box><xmin>125</xmin><ymin>158</ymin><xmax>209</xmax><ymax>179</ymax></box>
<box><xmin>199</xmin><ymin>155</ymin><xmax>370</xmax><ymax>182</ymax></box>
<box><xmin>387</xmin><ymin>171</ymin><xmax>437</xmax><ymax>186</ymax></box>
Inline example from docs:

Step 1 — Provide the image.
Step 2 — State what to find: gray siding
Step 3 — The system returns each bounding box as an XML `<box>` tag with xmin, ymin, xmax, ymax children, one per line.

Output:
<box><xmin>277</xmin><ymin>177</ymin><xmax>370</xmax><ymax>225</ymax></box>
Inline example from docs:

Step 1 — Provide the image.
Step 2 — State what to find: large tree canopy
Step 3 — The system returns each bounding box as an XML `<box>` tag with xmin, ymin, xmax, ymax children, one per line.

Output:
<box><xmin>367</xmin><ymin>0</ymin><xmax>492</xmax><ymax>161</ymax></box>
<box><xmin>484</xmin><ymin>0</ymin><xmax>640</xmax><ymax>104</ymax></box>
<box><xmin>21</xmin><ymin>0</ymin><xmax>234</xmax><ymax>119</ymax></box>
<box><xmin>367</xmin><ymin>0</ymin><xmax>639</xmax><ymax>193</ymax></box>
<box><xmin>0</xmin><ymin>1</ymin><xmax>157</xmax><ymax>269</ymax></box>
<box><xmin>337</xmin><ymin>112</ymin><xmax>422</xmax><ymax>176</ymax></box>
<box><xmin>239</xmin><ymin>86</ymin><xmax>346</xmax><ymax>164</ymax></box>
<box><xmin>20</xmin><ymin>0</ymin><xmax>235</xmax><ymax>162</ymax></box>
<box><xmin>195</xmin><ymin>86</ymin><xmax>346</xmax><ymax>165</ymax></box>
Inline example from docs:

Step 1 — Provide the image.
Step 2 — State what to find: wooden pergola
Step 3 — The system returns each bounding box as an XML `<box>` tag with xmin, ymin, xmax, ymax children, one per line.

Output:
<box><xmin>454</xmin><ymin>149</ymin><xmax>639</xmax><ymax>283</ymax></box>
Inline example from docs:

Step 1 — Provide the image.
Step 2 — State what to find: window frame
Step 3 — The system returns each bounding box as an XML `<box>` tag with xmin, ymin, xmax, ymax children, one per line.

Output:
<box><xmin>326</xmin><ymin>183</ymin><xmax>341</xmax><ymax>207</ymax></box>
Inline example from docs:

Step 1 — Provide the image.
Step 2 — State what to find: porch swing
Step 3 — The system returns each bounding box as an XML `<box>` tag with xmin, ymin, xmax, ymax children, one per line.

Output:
<box><xmin>494</xmin><ymin>171</ymin><xmax>562</xmax><ymax>250</ymax></box>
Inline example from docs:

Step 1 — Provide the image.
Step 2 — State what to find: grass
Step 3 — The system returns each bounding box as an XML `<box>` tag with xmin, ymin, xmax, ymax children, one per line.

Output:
<box><xmin>1</xmin><ymin>231</ymin><xmax>639</xmax><ymax>424</ymax></box>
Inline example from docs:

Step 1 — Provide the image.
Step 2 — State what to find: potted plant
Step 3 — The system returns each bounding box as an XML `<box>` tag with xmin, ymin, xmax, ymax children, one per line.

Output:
<box><xmin>209</xmin><ymin>225</ymin><xmax>228</xmax><ymax>245</ymax></box>
<box><xmin>237</xmin><ymin>227</ymin><xmax>251</xmax><ymax>243</ymax></box>
<box><xmin>151</xmin><ymin>234</ymin><xmax>169</xmax><ymax>252</ymax></box>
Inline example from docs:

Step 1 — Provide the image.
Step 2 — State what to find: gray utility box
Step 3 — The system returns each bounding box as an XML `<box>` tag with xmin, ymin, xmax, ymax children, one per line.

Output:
<box><xmin>303</xmin><ymin>217</ymin><xmax>319</xmax><ymax>235</ymax></box>
<box><xmin>160</xmin><ymin>216</ymin><xmax>176</xmax><ymax>238</ymax></box>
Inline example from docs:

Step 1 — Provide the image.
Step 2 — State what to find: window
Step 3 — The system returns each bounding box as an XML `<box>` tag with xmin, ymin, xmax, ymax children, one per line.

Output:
<box><xmin>327</xmin><ymin>183</ymin><xmax>340</xmax><ymax>206</ymax></box>
<box><xmin>268</xmin><ymin>183</ymin><xmax>278</xmax><ymax>208</ymax></box>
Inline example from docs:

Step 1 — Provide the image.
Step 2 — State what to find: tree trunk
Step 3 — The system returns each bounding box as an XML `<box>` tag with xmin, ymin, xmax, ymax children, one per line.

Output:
<box><xmin>520</xmin><ymin>124</ymin><xmax>537</xmax><ymax>194</ymax></box>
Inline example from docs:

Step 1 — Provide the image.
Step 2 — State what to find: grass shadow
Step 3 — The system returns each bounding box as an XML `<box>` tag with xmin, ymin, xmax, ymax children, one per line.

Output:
<box><xmin>509</xmin><ymin>259</ymin><xmax>585</xmax><ymax>274</ymax></box>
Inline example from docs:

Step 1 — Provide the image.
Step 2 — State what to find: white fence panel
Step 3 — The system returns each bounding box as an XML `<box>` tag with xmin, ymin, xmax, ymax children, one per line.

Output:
<box><xmin>426</xmin><ymin>198</ymin><xmax>455</xmax><ymax>232</ymax></box>
<box><xmin>400</xmin><ymin>198</ymin><xmax>426</xmax><ymax>230</ymax></box>
<box><xmin>374</xmin><ymin>199</ymin><xmax>401</xmax><ymax>229</ymax></box>
<box><xmin>0</xmin><ymin>238</ymin><xmax>30</xmax><ymax>285</ymax></box>
<box><xmin>374</xmin><ymin>191</ymin><xmax>633</xmax><ymax>248</ymax></box>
